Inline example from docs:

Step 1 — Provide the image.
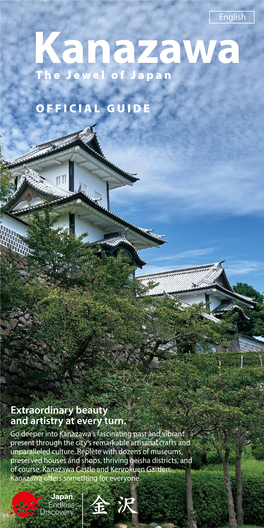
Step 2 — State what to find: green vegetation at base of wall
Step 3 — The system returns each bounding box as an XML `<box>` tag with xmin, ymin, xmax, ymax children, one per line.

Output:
<box><xmin>14</xmin><ymin>470</ymin><xmax>264</xmax><ymax>528</ymax></box>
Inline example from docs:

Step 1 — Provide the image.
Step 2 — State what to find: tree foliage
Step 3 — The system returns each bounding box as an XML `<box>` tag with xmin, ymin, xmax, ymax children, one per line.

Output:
<box><xmin>148</xmin><ymin>357</ymin><xmax>264</xmax><ymax>528</ymax></box>
<box><xmin>87</xmin><ymin>363</ymin><xmax>154</xmax><ymax>528</ymax></box>
<box><xmin>2</xmin><ymin>206</ymin><xmax>149</xmax><ymax>379</ymax></box>
<box><xmin>3</xmin><ymin>205</ymin><xmax>262</xmax><ymax>528</ymax></box>
<box><xmin>233</xmin><ymin>282</ymin><xmax>264</xmax><ymax>337</ymax></box>
<box><xmin>199</xmin><ymin>365</ymin><xmax>264</xmax><ymax>528</ymax></box>
<box><xmin>0</xmin><ymin>145</ymin><xmax>14</xmax><ymax>205</ymax></box>
<box><xmin>148</xmin><ymin>358</ymin><xmax>214</xmax><ymax>528</ymax></box>
<box><xmin>2</xmin><ymin>205</ymin><xmax>235</xmax><ymax>382</ymax></box>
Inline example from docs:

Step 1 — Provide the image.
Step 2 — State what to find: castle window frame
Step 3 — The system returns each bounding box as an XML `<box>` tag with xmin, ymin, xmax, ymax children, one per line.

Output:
<box><xmin>56</xmin><ymin>174</ymin><xmax>67</xmax><ymax>186</ymax></box>
<box><xmin>79</xmin><ymin>182</ymin><xmax>87</xmax><ymax>192</ymax></box>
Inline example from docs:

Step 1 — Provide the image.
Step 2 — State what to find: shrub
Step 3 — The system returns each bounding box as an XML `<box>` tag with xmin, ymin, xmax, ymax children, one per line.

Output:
<box><xmin>232</xmin><ymin>473</ymin><xmax>264</xmax><ymax>525</ymax></box>
<box><xmin>252</xmin><ymin>441</ymin><xmax>264</xmax><ymax>461</ymax></box>
<box><xmin>104</xmin><ymin>470</ymin><xmax>229</xmax><ymax>526</ymax></box>
<box><xmin>193</xmin><ymin>471</ymin><xmax>228</xmax><ymax>526</ymax></box>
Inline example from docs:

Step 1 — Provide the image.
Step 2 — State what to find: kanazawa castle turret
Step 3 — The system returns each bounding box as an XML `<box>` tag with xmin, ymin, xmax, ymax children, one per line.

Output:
<box><xmin>139</xmin><ymin>262</ymin><xmax>264</xmax><ymax>352</ymax></box>
<box><xmin>1</xmin><ymin>125</ymin><xmax>165</xmax><ymax>267</ymax></box>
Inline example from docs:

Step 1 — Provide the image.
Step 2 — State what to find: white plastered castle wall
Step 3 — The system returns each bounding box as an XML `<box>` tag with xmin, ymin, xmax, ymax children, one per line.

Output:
<box><xmin>74</xmin><ymin>164</ymin><xmax>108</xmax><ymax>208</ymax></box>
<box><xmin>53</xmin><ymin>213</ymin><xmax>70</xmax><ymax>231</ymax></box>
<box><xmin>177</xmin><ymin>292</ymin><xmax>222</xmax><ymax>311</ymax></box>
<box><xmin>36</xmin><ymin>162</ymin><xmax>69</xmax><ymax>190</ymax></box>
<box><xmin>75</xmin><ymin>216</ymin><xmax>105</xmax><ymax>243</ymax></box>
<box><xmin>1</xmin><ymin>213</ymin><xmax>28</xmax><ymax>236</ymax></box>
<box><xmin>53</xmin><ymin>214</ymin><xmax>105</xmax><ymax>243</ymax></box>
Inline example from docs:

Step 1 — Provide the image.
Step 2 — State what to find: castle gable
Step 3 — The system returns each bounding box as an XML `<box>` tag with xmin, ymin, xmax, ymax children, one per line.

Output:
<box><xmin>5</xmin><ymin>167</ymin><xmax>71</xmax><ymax>213</ymax></box>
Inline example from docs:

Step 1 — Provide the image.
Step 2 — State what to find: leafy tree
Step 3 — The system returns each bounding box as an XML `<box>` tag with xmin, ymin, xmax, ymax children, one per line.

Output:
<box><xmin>1</xmin><ymin>205</ymin><xmax>245</xmax><ymax>528</ymax></box>
<box><xmin>85</xmin><ymin>363</ymin><xmax>155</xmax><ymax>528</ymax></box>
<box><xmin>1</xmin><ymin>206</ymin><xmax>149</xmax><ymax>381</ymax></box>
<box><xmin>148</xmin><ymin>355</ymin><xmax>264</xmax><ymax>528</ymax></box>
<box><xmin>0</xmin><ymin>145</ymin><xmax>14</xmax><ymax>205</ymax></box>
<box><xmin>231</xmin><ymin>370</ymin><xmax>264</xmax><ymax>524</ymax></box>
<box><xmin>2</xmin><ymin>205</ymin><xmax>234</xmax><ymax>381</ymax></box>
<box><xmin>21</xmin><ymin>206</ymin><xmax>97</xmax><ymax>289</ymax></box>
<box><xmin>148</xmin><ymin>357</ymin><xmax>213</xmax><ymax>528</ymax></box>
<box><xmin>116</xmin><ymin>293</ymin><xmax>234</xmax><ymax>371</ymax></box>
<box><xmin>233</xmin><ymin>282</ymin><xmax>264</xmax><ymax>336</ymax></box>
<box><xmin>200</xmin><ymin>366</ymin><xmax>264</xmax><ymax>528</ymax></box>
<box><xmin>233</xmin><ymin>282</ymin><xmax>263</xmax><ymax>303</ymax></box>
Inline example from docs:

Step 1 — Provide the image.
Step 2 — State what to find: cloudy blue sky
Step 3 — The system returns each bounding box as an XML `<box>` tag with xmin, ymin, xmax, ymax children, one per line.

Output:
<box><xmin>1</xmin><ymin>0</ymin><xmax>263</xmax><ymax>292</ymax></box>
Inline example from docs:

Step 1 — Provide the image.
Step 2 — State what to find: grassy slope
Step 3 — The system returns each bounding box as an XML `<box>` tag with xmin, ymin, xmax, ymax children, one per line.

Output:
<box><xmin>200</xmin><ymin>459</ymin><xmax>264</xmax><ymax>474</ymax></box>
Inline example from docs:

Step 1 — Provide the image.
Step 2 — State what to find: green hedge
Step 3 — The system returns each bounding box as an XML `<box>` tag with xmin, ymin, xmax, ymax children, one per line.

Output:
<box><xmin>193</xmin><ymin>471</ymin><xmax>228</xmax><ymax>526</ymax></box>
<box><xmin>232</xmin><ymin>473</ymin><xmax>264</xmax><ymax>525</ymax></box>
<box><xmin>14</xmin><ymin>470</ymin><xmax>264</xmax><ymax>527</ymax></box>
<box><xmin>111</xmin><ymin>471</ymin><xmax>228</xmax><ymax>526</ymax></box>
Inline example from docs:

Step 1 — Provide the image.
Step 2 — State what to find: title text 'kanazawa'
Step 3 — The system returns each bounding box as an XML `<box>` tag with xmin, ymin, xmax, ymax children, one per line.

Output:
<box><xmin>36</xmin><ymin>33</ymin><xmax>239</xmax><ymax>64</ymax></box>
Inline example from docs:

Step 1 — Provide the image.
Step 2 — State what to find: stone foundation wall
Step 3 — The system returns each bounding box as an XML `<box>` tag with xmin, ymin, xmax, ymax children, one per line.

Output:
<box><xmin>1</xmin><ymin>314</ymin><xmax>62</xmax><ymax>413</ymax></box>
<box><xmin>1</xmin><ymin>245</ymin><xmax>61</xmax><ymax>411</ymax></box>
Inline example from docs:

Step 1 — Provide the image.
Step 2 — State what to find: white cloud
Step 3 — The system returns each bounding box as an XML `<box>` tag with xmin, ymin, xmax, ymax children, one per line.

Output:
<box><xmin>225</xmin><ymin>260</ymin><xmax>264</xmax><ymax>277</ymax></box>
<box><xmin>150</xmin><ymin>247</ymin><xmax>217</xmax><ymax>262</ymax></box>
<box><xmin>109</xmin><ymin>146</ymin><xmax>264</xmax><ymax>219</ymax></box>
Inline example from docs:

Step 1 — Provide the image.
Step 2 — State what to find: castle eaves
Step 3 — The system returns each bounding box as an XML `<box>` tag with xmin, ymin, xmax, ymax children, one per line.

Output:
<box><xmin>8</xmin><ymin>126</ymin><xmax>138</xmax><ymax>185</ymax></box>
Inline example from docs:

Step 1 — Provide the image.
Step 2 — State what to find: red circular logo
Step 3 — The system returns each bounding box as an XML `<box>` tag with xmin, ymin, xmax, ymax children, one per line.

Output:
<box><xmin>10</xmin><ymin>492</ymin><xmax>42</xmax><ymax>517</ymax></box>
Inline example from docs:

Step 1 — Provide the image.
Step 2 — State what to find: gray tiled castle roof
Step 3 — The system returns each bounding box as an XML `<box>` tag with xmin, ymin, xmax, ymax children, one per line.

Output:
<box><xmin>6</xmin><ymin>172</ymin><xmax>165</xmax><ymax>247</ymax></box>
<box><xmin>138</xmin><ymin>262</ymin><xmax>254</xmax><ymax>305</ymax></box>
<box><xmin>213</xmin><ymin>301</ymin><xmax>249</xmax><ymax>320</ymax></box>
<box><xmin>8</xmin><ymin>128</ymin><xmax>100</xmax><ymax>166</ymax></box>
<box><xmin>4</xmin><ymin>167</ymin><xmax>72</xmax><ymax>211</ymax></box>
<box><xmin>7</xmin><ymin>126</ymin><xmax>138</xmax><ymax>183</ymax></box>
<box><xmin>92</xmin><ymin>233</ymin><xmax>147</xmax><ymax>268</ymax></box>
<box><xmin>15</xmin><ymin>190</ymin><xmax>165</xmax><ymax>244</ymax></box>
